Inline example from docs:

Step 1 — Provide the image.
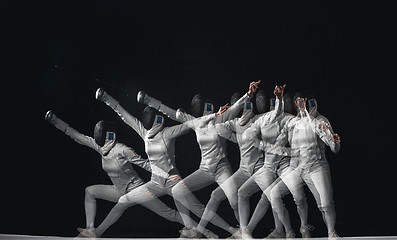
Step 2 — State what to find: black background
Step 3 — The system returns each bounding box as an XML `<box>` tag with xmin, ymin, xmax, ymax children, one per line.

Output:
<box><xmin>1</xmin><ymin>0</ymin><xmax>395</xmax><ymax>238</ymax></box>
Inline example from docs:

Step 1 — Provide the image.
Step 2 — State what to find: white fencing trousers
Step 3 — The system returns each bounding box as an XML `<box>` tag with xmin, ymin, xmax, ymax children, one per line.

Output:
<box><xmin>270</xmin><ymin>161</ymin><xmax>335</xmax><ymax>233</ymax></box>
<box><xmin>172</xmin><ymin>159</ymin><xmax>236</xmax><ymax>234</ymax></box>
<box><xmin>196</xmin><ymin>166</ymin><xmax>262</xmax><ymax>232</ymax></box>
<box><xmin>84</xmin><ymin>185</ymin><xmax>124</xmax><ymax>229</ymax></box>
<box><xmin>94</xmin><ymin>179</ymin><xmax>185</xmax><ymax>236</ymax></box>
<box><xmin>237</xmin><ymin>166</ymin><xmax>285</xmax><ymax>233</ymax></box>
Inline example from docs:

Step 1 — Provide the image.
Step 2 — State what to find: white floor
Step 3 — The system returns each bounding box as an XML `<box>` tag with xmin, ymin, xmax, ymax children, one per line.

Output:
<box><xmin>1</xmin><ymin>234</ymin><xmax>397</xmax><ymax>240</ymax></box>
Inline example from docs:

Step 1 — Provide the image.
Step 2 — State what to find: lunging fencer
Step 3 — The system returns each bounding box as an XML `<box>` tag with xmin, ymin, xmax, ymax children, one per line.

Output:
<box><xmin>137</xmin><ymin>80</ymin><xmax>260</xmax><ymax>238</ymax></box>
<box><xmin>44</xmin><ymin>111</ymin><xmax>186</xmax><ymax>237</ymax></box>
<box><xmin>263</xmin><ymin>93</ymin><xmax>341</xmax><ymax>239</ymax></box>
<box><xmin>91</xmin><ymin>89</ymin><xmax>229</xmax><ymax>238</ymax></box>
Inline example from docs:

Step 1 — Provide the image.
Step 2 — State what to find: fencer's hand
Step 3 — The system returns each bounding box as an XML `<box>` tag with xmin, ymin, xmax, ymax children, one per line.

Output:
<box><xmin>95</xmin><ymin>88</ymin><xmax>106</xmax><ymax>101</ymax></box>
<box><xmin>45</xmin><ymin>110</ymin><xmax>54</xmax><ymax>122</ymax></box>
<box><xmin>274</xmin><ymin>84</ymin><xmax>286</xmax><ymax>99</ymax></box>
<box><xmin>247</xmin><ymin>80</ymin><xmax>261</xmax><ymax>96</ymax></box>
<box><xmin>137</xmin><ymin>91</ymin><xmax>146</xmax><ymax>104</ymax></box>
<box><xmin>331</xmin><ymin>133</ymin><xmax>340</xmax><ymax>143</ymax></box>
<box><xmin>216</xmin><ymin>103</ymin><xmax>230</xmax><ymax>116</ymax></box>
<box><xmin>318</xmin><ymin>121</ymin><xmax>330</xmax><ymax>132</ymax></box>
<box><xmin>168</xmin><ymin>175</ymin><xmax>182</xmax><ymax>181</ymax></box>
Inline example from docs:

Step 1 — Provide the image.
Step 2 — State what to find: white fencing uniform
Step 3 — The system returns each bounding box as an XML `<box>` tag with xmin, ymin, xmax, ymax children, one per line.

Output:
<box><xmin>142</xmin><ymin>92</ymin><xmax>251</xmax><ymax>235</ymax></box>
<box><xmin>235</xmin><ymin>99</ymin><xmax>302</xmax><ymax>237</ymax></box>
<box><xmin>194</xmin><ymin>99</ymin><xmax>283</xmax><ymax>234</ymax></box>
<box><xmin>269</xmin><ymin>108</ymin><xmax>340</xmax><ymax>236</ymax></box>
<box><xmin>94</xmin><ymin>92</ymin><xmax>229</xmax><ymax>237</ymax></box>
<box><xmin>46</xmin><ymin>114</ymin><xmax>184</xmax><ymax>233</ymax></box>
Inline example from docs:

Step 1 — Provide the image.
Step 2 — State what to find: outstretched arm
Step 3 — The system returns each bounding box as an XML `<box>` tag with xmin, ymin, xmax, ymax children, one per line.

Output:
<box><xmin>96</xmin><ymin>88</ymin><xmax>147</xmax><ymax>139</ymax></box>
<box><xmin>45</xmin><ymin>110</ymin><xmax>101</xmax><ymax>153</ymax></box>
<box><xmin>137</xmin><ymin>91</ymin><xmax>182</xmax><ymax>121</ymax></box>
<box><xmin>177</xmin><ymin>105</ymin><xmax>228</xmax><ymax>131</ymax></box>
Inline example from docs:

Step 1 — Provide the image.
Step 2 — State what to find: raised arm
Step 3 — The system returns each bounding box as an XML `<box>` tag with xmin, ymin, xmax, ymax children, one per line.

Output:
<box><xmin>45</xmin><ymin>110</ymin><xmax>101</xmax><ymax>153</ymax></box>
<box><xmin>266</xmin><ymin>84</ymin><xmax>286</xmax><ymax>122</ymax></box>
<box><xmin>161</xmin><ymin>123</ymin><xmax>192</xmax><ymax>140</ymax></box>
<box><xmin>96</xmin><ymin>88</ymin><xmax>147</xmax><ymax>139</ymax></box>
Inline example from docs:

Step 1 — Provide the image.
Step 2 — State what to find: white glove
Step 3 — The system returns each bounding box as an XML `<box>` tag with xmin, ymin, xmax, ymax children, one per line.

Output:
<box><xmin>137</xmin><ymin>90</ymin><xmax>161</xmax><ymax>110</ymax></box>
<box><xmin>45</xmin><ymin>110</ymin><xmax>69</xmax><ymax>133</ymax></box>
<box><xmin>95</xmin><ymin>88</ymin><xmax>119</xmax><ymax>109</ymax></box>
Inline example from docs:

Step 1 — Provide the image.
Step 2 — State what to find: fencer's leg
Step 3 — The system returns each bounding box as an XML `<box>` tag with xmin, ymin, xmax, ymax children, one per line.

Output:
<box><xmin>172</xmin><ymin>172</ymin><xmax>235</xmax><ymax>234</ymax></box>
<box><xmin>211</xmin><ymin>163</ymin><xmax>242</xmax><ymax>235</ymax></box>
<box><xmin>84</xmin><ymin>189</ymin><xmax>97</xmax><ymax>229</ymax></box>
<box><xmin>270</xmin><ymin>186</ymin><xmax>292</xmax><ymax>232</ymax></box>
<box><xmin>237</xmin><ymin>175</ymin><xmax>260</xmax><ymax>233</ymax></box>
<box><xmin>94</xmin><ymin>198</ymin><xmax>132</xmax><ymax>237</ymax></box>
<box><xmin>321</xmin><ymin>204</ymin><xmax>336</xmax><ymax>234</ymax></box>
<box><xmin>246</xmin><ymin>193</ymin><xmax>270</xmax><ymax>232</ymax></box>
<box><xmin>134</xmin><ymin>186</ymin><xmax>185</xmax><ymax>225</ymax></box>
<box><xmin>196</xmin><ymin>188</ymin><xmax>226</xmax><ymax>234</ymax></box>
<box><xmin>213</xmin><ymin>170</ymin><xmax>249</xmax><ymax>226</ymax></box>
<box><xmin>173</xmin><ymin>197</ymin><xmax>195</xmax><ymax>229</ymax></box>
<box><xmin>272</xmin><ymin>209</ymin><xmax>284</xmax><ymax>233</ymax></box>
<box><xmin>270</xmin><ymin>171</ymin><xmax>301</xmax><ymax>233</ymax></box>
<box><xmin>171</xmin><ymin>169</ymin><xmax>213</xmax><ymax>229</ymax></box>
<box><xmin>94</xmin><ymin>183</ymin><xmax>152</xmax><ymax>237</ymax></box>
<box><xmin>263</xmin><ymin>178</ymin><xmax>285</xmax><ymax>234</ymax></box>
<box><xmin>294</xmin><ymin>190</ymin><xmax>309</xmax><ymax>227</ymax></box>
<box><xmin>84</xmin><ymin>185</ymin><xmax>122</xmax><ymax>229</ymax></box>
<box><xmin>271</xmin><ymin>168</ymin><xmax>306</xmax><ymax>237</ymax></box>
<box><xmin>238</xmin><ymin>196</ymin><xmax>250</xmax><ymax>228</ymax></box>
<box><xmin>246</xmin><ymin>168</ymin><xmax>277</xmax><ymax>233</ymax></box>
<box><xmin>306</xmin><ymin>168</ymin><xmax>336</xmax><ymax>234</ymax></box>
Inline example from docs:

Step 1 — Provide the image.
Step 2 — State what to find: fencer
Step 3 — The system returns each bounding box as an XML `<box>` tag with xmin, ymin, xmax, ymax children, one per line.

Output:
<box><xmin>234</xmin><ymin>90</ymin><xmax>310</xmax><ymax>239</ymax></box>
<box><xmin>45</xmin><ymin>111</ymin><xmax>185</xmax><ymax>237</ymax></box>
<box><xmin>137</xmin><ymin>80</ymin><xmax>260</xmax><ymax>238</ymax></box>
<box><xmin>194</xmin><ymin>85</ymin><xmax>285</xmax><ymax>238</ymax></box>
<box><xmin>92</xmin><ymin>89</ymin><xmax>227</xmax><ymax>238</ymax></box>
<box><xmin>267</xmin><ymin>93</ymin><xmax>341</xmax><ymax>239</ymax></box>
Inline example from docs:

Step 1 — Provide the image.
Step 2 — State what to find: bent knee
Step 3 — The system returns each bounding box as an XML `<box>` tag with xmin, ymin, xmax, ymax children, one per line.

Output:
<box><xmin>85</xmin><ymin>186</ymin><xmax>96</xmax><ymax>197</ymax></box>
<box><xmin>263</xmin><ymin>187</ymin><xmax>272</xmax><ymax>200</ymax></box>
<box><xmin>118</xmin><ymin>195</ymin><xmax>131</xmax><ymax>204</ymax></box>
<box><xmin>318</xmin><ymin>201</ymin><xmax>335</xmax><ymax>212</ymax></box>
<box><xmin>211</xmin><ymin>188</ymin><xmax>227</xmax><ymax>202</ymax></box>
<box><xmin>172</xmin><ymin>182</ymin><xmax>188</xmax><ymax>198</ymax></box>
<box><xmin>269</xmin><ymin>187</ymin><xmax>282</xmax><ymax>202</ymax></box>
<box><xmin>237</xmin><ymin>188</ymin><xmax>247</xmax><ymax>198</ymax></box>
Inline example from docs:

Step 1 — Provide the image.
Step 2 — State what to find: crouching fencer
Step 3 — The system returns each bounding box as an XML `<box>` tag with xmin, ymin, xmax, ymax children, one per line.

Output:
<box><xmin>137</xmin><ymin>80</ymin><xmax>261</xmax><ymax>238</ymax></box>
<box><xmin>93</xmin><ymin>88</ymin><xmax>228</xmax><ymax>238</ymax></box>
<box><xmin>44</xmin><ymin>111</ymin><xmax>185</xmax><ymax>237</ymax></box>
<box><xmin>264</xmin><ymin>93</ymin><xmax>341</xmax><ymax>238</ymax></box>
<box><xmin>195</xmin><ymin>84</ymin><xmax>286</xmax><ymax>238</ymax></box>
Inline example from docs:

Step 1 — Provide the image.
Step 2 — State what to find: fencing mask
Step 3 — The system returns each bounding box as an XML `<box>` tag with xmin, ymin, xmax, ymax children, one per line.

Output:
<box><xmin>255</xmin><ymin>89</ymin><xmax>268</xmax><ymax>114</ymax></box>
<box><xmin>191</xmin><ymin>93</ymin><xmax>214</xmax><ymax>117</ymax></box>
<box><xmin>142</xmin><ymin>106</ymin><xmax>164</xmax><ymax>138</ymax></box>
<box><xmin>94</xmin><ymin>120</ymin><xmax>117</xmax><ymax>150</ymax></box>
